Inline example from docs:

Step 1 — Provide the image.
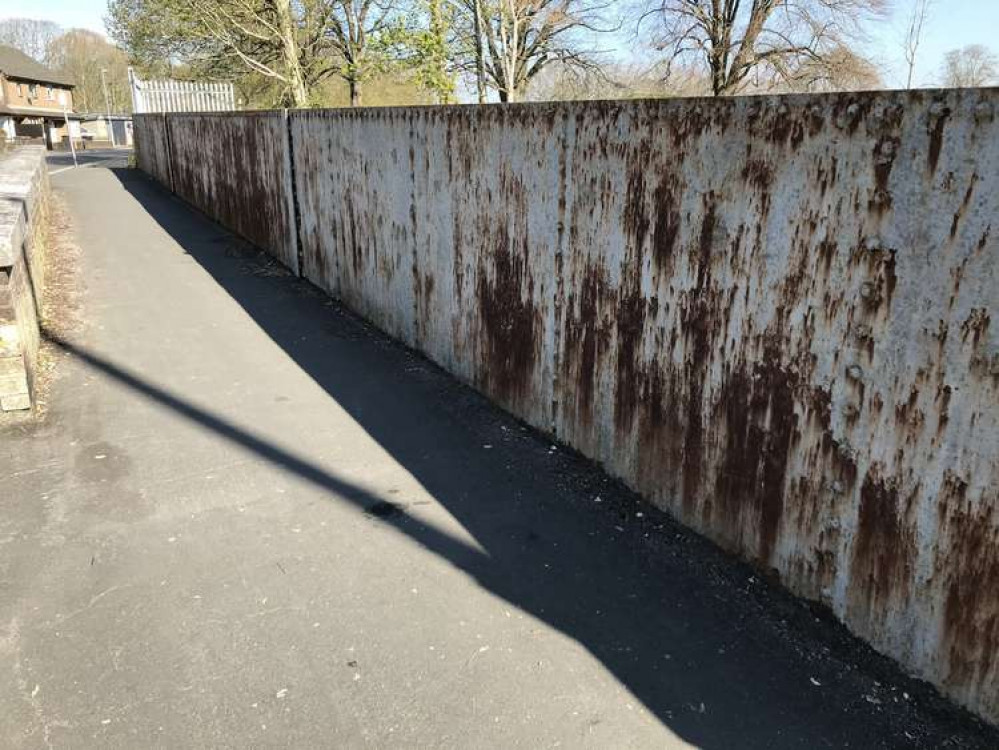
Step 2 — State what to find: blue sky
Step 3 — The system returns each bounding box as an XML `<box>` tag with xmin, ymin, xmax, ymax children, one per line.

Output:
<box><xmin>866</xmin><ymin>1</ymin><xmax>999</xmax><ymax>86</ymax></box>
<box><xmin>3</xmin><ymin>0</ymin><xmax>998</xmax><ymax>88</ymax></box>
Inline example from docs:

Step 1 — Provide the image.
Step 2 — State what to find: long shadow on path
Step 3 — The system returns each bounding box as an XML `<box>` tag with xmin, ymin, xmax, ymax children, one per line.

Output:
<box><xmin>92</xmin><ymin>167</ymin><xmax>996</xmax><ymax>749</ymax></box>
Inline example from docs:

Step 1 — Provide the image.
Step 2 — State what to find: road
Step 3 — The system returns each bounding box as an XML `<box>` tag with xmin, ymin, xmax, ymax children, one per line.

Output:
<box><xmin>0</xmin><ymin>154</ymin><xmax>995</xmax><ymax>748</ymax></box>
<box><xmin>46</xmin><ymin>147</ymin><xmax>131</xmax><ymax>175</ymax></box>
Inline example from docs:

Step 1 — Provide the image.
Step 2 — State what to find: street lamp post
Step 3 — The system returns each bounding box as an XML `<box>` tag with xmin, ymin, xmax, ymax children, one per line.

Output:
<box><xmin>62</xmin><ymin>105</ymin><xmax>77</xmax><ymax>167</ymax></box>
<box><xmin>100</xmin><ymin>68</ymin><xmax>116</xmax><ymax>148</ymax></box>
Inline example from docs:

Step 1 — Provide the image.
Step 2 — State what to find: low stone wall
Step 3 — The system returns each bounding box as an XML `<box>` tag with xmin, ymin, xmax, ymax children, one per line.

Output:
<box><xmin>134</xmin><ymin>89</ymin><xmax>999</xmax><ymax>724</ymax></box>
<box><xmin>0</xmin><ymin>147</ymin><xmax>50</xmax><ymax>411</ymax></box>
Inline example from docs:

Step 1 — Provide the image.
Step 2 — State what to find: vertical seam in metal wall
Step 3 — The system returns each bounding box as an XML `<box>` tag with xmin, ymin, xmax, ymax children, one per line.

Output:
<box><xmin>162</xmin><ymin>113</ymin><xmax>176</xmax><ymax>195</ymax></box>
<box><xmin>284</xmin><ymin>109</ymin><xmax>306</xmax><ymax>278</ymax></box>
<box><xmin>409</xmin><ymin>112</ymin><xmax>421</xmax><ymax>350</ymax></box>
<box><xmin>550</xmin><ymin>106</ymin><xmax>573</xmax><ymax>436</ymax></box>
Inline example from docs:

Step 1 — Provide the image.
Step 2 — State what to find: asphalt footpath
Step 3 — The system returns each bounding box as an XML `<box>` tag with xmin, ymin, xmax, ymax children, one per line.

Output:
<box><xmin>1</xmin><ymin>160</ymin><xmax>995</xmax><ymax>748</ymax></box>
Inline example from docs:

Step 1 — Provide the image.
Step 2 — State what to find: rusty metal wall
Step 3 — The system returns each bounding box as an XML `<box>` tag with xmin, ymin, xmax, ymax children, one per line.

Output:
<box><xmin>164</xmin><ymin>112</ymin><xmax>298</xmax><ymax>273</ymax></box>
<box><xmin>552</xmin><ymin>91</ymin><xmax>999</xmax><ymax>725</ymax></box>
<box><xmin>290</xmin><ymin>106</ymin><xmax>565</xmax><ymax>426</ymax></box>
<box><xmin>137</xmin><ymin>90</ymin><xmax>999</xmax><ymax>724</ymax></box>
<box><xmin>133</xmin><ymin>114</ymin><xmax>173</xmax><ymax>191</ymax></box>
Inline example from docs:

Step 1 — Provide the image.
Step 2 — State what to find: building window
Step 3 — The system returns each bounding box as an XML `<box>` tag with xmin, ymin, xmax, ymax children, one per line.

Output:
<box><xmin>47</xmin><ymin>87</ymin><xmax>53</xmax><ymax>99</ymax></box>
<box><xmin>28</xmin><ymin>84</ymin><xmax>38</xmax><ymax>98</ymax></box>
<box><xmin>16</xmin><ymin>83</ymin><xmax>23</xmax><ymax>96</ymax></box>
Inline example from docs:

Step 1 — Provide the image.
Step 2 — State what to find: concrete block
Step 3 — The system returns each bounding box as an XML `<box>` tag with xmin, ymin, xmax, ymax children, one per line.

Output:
<box><xmin>0</xmin><ymin>391</ymin><xmax>30</xmax><ymax>411</ymax></box>
<box><xmin>0</xmin><ymin>322</ymin><xmax>19</xmax><ymax>356</ymax></box>
<box><xmin>0</xmin><ymin>199</ymin><xmax>24</xmax><ymax>268</ymax></box>
<box><xmin>0</xmin><ymin>353</ymin><xmax>28</xmax><ymax>391</ymax></box>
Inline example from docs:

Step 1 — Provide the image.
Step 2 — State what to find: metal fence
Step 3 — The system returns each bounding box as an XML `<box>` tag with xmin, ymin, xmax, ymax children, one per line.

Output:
<box><xmin>128</xmin><ymin>68</ymin><xmax>236</xmax><ymax>114</ymax></box>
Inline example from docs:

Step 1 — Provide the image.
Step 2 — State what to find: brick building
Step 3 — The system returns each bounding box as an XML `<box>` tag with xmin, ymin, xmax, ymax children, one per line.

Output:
<box><xmin>0</xmin><ymin>45</ymin><xmax>81</xmax><ymax>149</ymax></box>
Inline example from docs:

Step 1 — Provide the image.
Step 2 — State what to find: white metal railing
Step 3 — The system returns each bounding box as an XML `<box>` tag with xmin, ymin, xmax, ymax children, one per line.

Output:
<box><xmin>128</xmin><ymin>68</ymin><xmax>236</xmax><ymax>114</ymax></box>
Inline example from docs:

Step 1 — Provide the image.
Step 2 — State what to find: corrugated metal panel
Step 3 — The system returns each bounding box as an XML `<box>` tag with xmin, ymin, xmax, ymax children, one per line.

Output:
<box><xmin>165</xmin><ymin>112</ymin><xmax>297</xmax><ymax>273</ymax></box>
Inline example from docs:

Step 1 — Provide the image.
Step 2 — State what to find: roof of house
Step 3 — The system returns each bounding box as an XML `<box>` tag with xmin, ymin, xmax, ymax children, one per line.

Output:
<box><xmin>0</xmin><ymin>45</ymin><xmax>74</xmax><ymax>88</ymax></box>
<box><xmin>0</xmin><ymin>105</ymin><xmax>84</xmax><ymax>119</ymax></box>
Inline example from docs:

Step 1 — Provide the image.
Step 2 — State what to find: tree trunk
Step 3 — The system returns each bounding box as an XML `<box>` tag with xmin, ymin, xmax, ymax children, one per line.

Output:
<box><xmin>276</xmin><ymin>0</ymin><xmax>308</xmax><ymax>107</ymax></box>
<box><xmin>349</xmin><ymin>77</ymin><xmax>361</xmax><ymax>107</ymax></box>
<box><xmin>473</xmin><ymin>0</ymin><xmax>487</xmax><ymax>103</ymax></box>
<box><xmin>499</xmin><ymin>84</ymin><xmax>519</xmax><ymax>102</ymax></box>
<box><xmin>288</xmin><ymin>71</ymin><xmax>309</xmax><ymax>108</ymax></box>
<box><xmin>709</xmin><ymin>43</ymin><xmax>726</xmax><ymax>95</ymax></box>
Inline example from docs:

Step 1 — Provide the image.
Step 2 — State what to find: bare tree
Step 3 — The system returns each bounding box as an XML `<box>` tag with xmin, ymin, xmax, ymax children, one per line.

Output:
<box><xmin>196</xmin><ymin>0</ymin><xmax>313</xmax><ymax>105</ymax></box>
<box><xmin>451</xmin><ymin>0</ymin><xmax>617</xmax><ymax>102</ymax></box>
<box><xmin>471</xmin><ymin>0</ymin><xmax>488</xmax><ymax>101</ymax></box>
<box><xmin>322</xmin><ymin>1</ymin><xmax>412</xmax><ymax>107</ymax></box>
<box><xmin>779</xmin><ymin>44</ymin><xmax>882</xmax><ymax>92</ymax></box>
<box><xmin>637</xmin><ymin>0</ymin><xmax>888</xmax><ymax>96</ymax></box>
<box><xmin>901</xmin><ymin>0</ymin><xmax>932</xmax><ymax>88</ymax></box>
<box><xmin>108</xmin><ymin>0</ymin><xmax>412</xmax><ymax>108</ymax></box>
<box><xmin>192</xmin><ymin>0</ymin><xmax>407</xmax><ymax>107</ymax></box>
<box><xmin>527</xmin><ymin>58</ymin><xmax>708</xmax><ymax>99</ymax></box>
<box><xmin>108</xmin><ymin>0</ymin><xmax>312</xmax><ymax>106</ymax></box>
<box><xmin>46</xmin><ymin>29</ymin><xmax>132</xmax><ymax>113</ymax></box>
<box><xmin>940</xmin><ymin>44</ymin><xmax>998</xmax><ymax>88</ymax></box>
<box><xmin>0</xmin><ymin>17</ymin><xmax>62</xmax><ymax>61</ymax></box>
